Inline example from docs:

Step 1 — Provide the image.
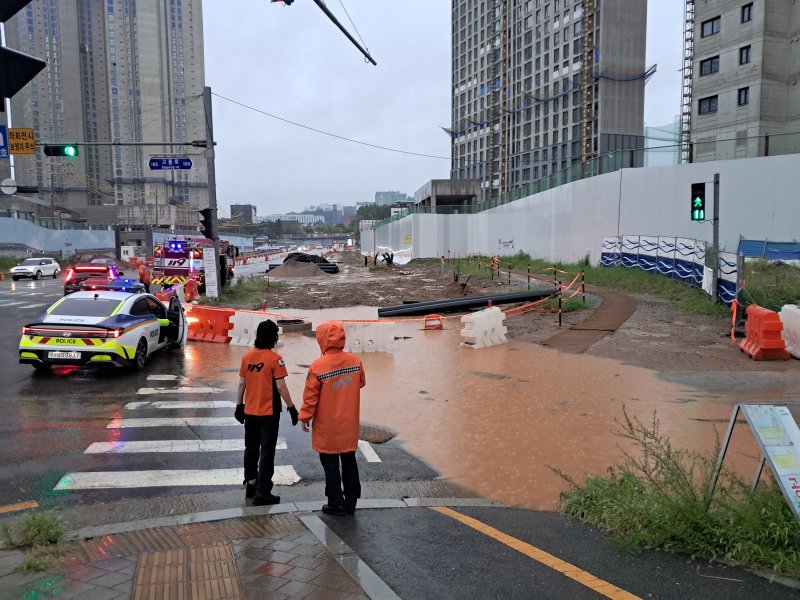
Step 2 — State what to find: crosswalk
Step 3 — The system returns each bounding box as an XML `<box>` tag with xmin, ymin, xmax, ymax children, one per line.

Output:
<box><xmin>0</xmin><ymin>278</ymin><xmax>61</xmax><ymax>311</ymax></box>
<box><xmin>54</xmin><ymin>374</ymin><xmax>382</xmax><ymax>493</ymax></box>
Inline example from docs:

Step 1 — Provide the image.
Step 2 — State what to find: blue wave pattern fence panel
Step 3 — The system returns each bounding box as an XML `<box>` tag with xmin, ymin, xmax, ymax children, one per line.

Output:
<box><xmin>600</xmin><ymin>235</ymin><xmax>735</xmax><ymax>304</ymax></box>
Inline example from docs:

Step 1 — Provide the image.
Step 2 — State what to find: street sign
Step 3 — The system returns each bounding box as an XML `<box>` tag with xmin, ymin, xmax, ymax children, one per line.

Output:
<box><xmin>8</xmin><ymin>128</ymin><xmax>35</xmax><ymax>154</ymax></box>
<box><xmin>0</xmin><ymin>125</ymin><xmax>8</xmax><ymax>158</ymax></box>
<box><xmin>1</xmin><ymin>178</ymin><xmax>17</xmax><ymax>195</ymax></box>
<box><xmin>148</xmin><ymin>157</ymin><xmax>193</xmax><ymax>170</ymax></box>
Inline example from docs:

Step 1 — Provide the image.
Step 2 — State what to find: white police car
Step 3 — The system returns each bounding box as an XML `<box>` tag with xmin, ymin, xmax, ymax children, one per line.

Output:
<box><xmin>19</xmin><ymin>287</ymin><xmax>187</xmax><ymax>371</ymax></box>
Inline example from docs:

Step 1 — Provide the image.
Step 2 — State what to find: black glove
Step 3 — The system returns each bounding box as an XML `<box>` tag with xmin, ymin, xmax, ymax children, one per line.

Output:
<box><xmin>287</xmin><ymin>405</ymin><xmax>299</xmax><ymax>426</ymax></box>
<box><xmin>234</xmin><ymin>404</ymin><xmax>245</xmax><ymax>424</ymax></box>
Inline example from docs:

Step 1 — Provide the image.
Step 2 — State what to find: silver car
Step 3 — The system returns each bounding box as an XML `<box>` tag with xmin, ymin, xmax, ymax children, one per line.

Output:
<box><xmin>11</xmin><ymin>258</ymin><xmax>61</xmax><ymax>281</ymax></box>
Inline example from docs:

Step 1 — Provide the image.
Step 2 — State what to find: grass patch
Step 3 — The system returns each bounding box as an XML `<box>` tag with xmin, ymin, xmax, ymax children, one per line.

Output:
<box><xmin>14</xmin><ymin>554</ymin><xmax>50</xmax><ymax>574</ymax></box>
<box><xmin>10</xmin><ymin>512</ymin><xmax>63</xmax><ymax>548</ymax></box>
<box><xmin>740</xmin><ymin>259</ymin><xmax>800</xmax><ymax>312</ymax></box>
<box><xmin>553</xmin><ymin>408</ymin><xmax>800</xmax><ymax>577</ymax></box>
<box><xmin>200</xmin><ymin>276</ymin><xmax>286</xmax><ymax>310</ymax></box>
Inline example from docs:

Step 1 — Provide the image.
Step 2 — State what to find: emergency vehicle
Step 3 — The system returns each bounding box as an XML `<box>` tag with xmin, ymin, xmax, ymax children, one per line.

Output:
<box><xmin>152</xmin><ymin>238</ymin><xmax>210</xmax><ymax>290</ymax></box>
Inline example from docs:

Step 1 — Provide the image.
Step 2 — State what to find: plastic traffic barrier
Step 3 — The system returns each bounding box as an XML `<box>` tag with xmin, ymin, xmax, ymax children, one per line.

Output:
<box><xmin>343</xmin><ymin>321</ymin><xmax>394</xmax><ymax>353</ymax></box>
<box><xmin>423</xmin><ymin>314</ymin><xmax>444</xmax><ymax>330</ymax></box>
<box><xmin>460</xmin><ymin>307</ymin><xmax>508</xmax><ymax>349</ymax></box>
<box><xmin>186</xmin><ymin>306</ymin><xmax>234</xmax><ymax>344</ymax></box>
<box><xmin>779</xmin><ymin>304</ymin><xmax>800</xmax><ymax>359</ymax></box>
<box><xmin>739</xmin><ymin>304</ymin><xmax>790</xmax><ymax>361</ymax></box>
<box><xmin>229</xmin><ymin>312</ymin><xmax>277</xmax><ymax>347</ymax></box>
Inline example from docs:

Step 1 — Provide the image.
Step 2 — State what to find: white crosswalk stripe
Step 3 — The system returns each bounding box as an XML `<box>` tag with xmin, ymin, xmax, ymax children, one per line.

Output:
<box><xmin>85</xmin><ymin>438</ymin><xmax>287</xmax><ymax>453</ymax></box>
<box><xmin>0</xmin><ymin>301</ymin><xmax>27</xmax><ymax>307</ymax></box>
<box><xmin>358</xmin><ymin>440</ymin><xmax>382</xmax><ymax>463</ymax></box>
<box><xmin>108</xmin><ymin>417</ymin><xmax>237</xmax><ymax>428</ymax></box>
<box><xmin>126</xmin><ymin>400</ymin><xmax>234</xmax><ymax>409</ymax></box>
<box><xmin>53</xmin><ymin>466</ymin><xmax>300</xmax><ymax>490</ymax></box>
<box><xmin>15</xmin><ymin>303</ymin><xmax>47</xmax><ymax>309</ymax></box>
<box><xmin>137</xmin><ymin>386</ymin><xmax>223</xmax><ymax>395</ymax></box>
<box><xmin>146</xmin><ymin>374</ymin><xmax>181</xmax><ymax>381</ymax></box>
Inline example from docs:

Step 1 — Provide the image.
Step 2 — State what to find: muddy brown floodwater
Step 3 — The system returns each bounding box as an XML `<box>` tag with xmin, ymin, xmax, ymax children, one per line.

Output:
<box><xmin>186</xmin><ymin>312</ymin><xmax>784</xmax><ymax>511</ymax></box>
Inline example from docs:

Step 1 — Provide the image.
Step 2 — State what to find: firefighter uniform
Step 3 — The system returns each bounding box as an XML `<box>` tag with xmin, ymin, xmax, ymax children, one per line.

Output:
<box><xmin>299</xmin><ymin>321</ymin><xmax>365</xmax><ymax>515</ymax></box>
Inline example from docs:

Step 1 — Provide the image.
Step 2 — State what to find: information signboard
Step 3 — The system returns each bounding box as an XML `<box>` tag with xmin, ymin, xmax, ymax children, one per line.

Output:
<box><xmin>741</xmin><ymin>405</ymin><xmax>800</xmax><ymax>518</ymax></box>
<box><xmin>202</xmin><ymin>248</ymin><xmax>219</xmax><ymax>298</ymax></box>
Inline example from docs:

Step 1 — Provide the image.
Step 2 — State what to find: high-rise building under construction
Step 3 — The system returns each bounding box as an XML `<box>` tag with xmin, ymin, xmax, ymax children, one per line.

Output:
<box><xmin>5</xmin><ymin>0</ymin><xmax>207</xmax><ymax>227</ymax></box>
<box><xmin>449</xmin><ymin>0</ymin><xmax>648</xmax><ymax>200</ymax></box>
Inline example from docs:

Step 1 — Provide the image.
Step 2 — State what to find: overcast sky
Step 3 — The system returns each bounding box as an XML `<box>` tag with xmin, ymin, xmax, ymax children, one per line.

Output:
<box><xmin>203</xmin><ymin>1</ymin><xmax>683</xmax><ymax>217</ymax></box>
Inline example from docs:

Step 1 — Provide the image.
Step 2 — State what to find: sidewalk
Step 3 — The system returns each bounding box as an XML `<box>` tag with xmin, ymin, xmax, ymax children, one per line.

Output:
<box><xmin>0</xmin><ymin>498</ymin><xmax>496</xmax><ymax>600</ymax></box>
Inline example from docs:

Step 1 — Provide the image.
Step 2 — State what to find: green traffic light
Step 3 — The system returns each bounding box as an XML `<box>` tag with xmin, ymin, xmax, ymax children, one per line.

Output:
<box><xmin>64</xmin><ymin>146</ymin><xmax>77</xmax><ymax>157</ymax></box>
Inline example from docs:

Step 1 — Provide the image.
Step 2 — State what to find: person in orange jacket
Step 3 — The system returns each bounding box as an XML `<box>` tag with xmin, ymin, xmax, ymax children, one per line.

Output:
<box><xmin>299</xmin><ymin>321</ymin><xmax>365</xmax><ymax>516</ymax></box>
<box><xmin>138</xmin><ymin>263</ymin><xmax>152</xmax><ymax>293</ymax></box>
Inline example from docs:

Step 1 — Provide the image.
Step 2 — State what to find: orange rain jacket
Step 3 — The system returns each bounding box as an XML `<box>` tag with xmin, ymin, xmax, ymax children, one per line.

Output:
<box><xmin>299</xmin><ymin>322</ymin><xmax>365</xmax><ymax>454</ymax></box>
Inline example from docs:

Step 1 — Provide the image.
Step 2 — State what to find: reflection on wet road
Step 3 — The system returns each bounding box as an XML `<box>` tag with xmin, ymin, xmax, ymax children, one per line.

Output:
<box><xmin>188</xmin><ymin>315</ymin><xmax>795</xmax><ymax>511</ymax></box>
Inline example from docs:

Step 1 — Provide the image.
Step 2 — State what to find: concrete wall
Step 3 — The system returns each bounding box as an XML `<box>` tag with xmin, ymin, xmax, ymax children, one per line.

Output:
<box><xmin>0</xmin><ymin>218</ymin><xmax>115</xmax><ymax>255</ymax></box>
<box><xmin>376</xmin><ymin>154</ymin><xmax>800</xmax><ymax>264</ymax></box>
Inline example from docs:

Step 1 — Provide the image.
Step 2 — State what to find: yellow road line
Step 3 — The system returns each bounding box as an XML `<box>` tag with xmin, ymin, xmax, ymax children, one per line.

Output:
<box><xmin>0</xmin><ymin>500</ymin><xmax>38</xmax><ymax>515</ymax></box>
<box><xmin>431</xmin><ymin>506</ymin><xmax>641</xmax><ymax>600</ymax></box>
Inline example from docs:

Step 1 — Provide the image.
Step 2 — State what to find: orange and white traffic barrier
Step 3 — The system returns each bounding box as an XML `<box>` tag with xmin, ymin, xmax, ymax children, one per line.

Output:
<box><xmin>779</xmin><ymin>304</ymin><xmax>800</xmax><ymax>359</ymax></box>
<box><xmin>343</xmin><ymin>321</ymin><xmax>395</xmax><ymax>353</ymax></box>
<box><xmin>423</xmin><ymin>314</ymin><xmax>444</xmax><ymax>330</ymax></box>
<box><xmin>186</xmin><ymin>306</ymin><xmax>234</xmax><ymax>344</ymax></box>
<box><xmin>739</xmin><ymin>304</ymin><xmax>790</xmax><ymax>361</ymax></box>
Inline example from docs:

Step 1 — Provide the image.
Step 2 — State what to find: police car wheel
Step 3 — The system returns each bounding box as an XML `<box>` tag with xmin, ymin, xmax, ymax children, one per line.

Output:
<box><xmin>132</xmin><ymin>339</ymin><xmax>147</xmax><ymax>371</ymax></box>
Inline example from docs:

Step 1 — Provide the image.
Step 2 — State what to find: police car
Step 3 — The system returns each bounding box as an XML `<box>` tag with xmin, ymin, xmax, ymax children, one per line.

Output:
<box><xmin>19</xmin><ymin>283</ymin><xmax>187</xmax><ymax>371</ymax></box>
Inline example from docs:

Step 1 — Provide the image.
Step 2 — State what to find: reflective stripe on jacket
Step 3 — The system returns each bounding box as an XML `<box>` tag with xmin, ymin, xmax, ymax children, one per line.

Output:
<box><xmin>299</xmin><ymin>321</ymin><xmax>365</xmax><ymax>454</ymax></box>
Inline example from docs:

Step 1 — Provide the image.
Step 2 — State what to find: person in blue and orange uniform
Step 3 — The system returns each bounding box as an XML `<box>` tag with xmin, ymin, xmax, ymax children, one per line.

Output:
<box><xmin>299</xmin><ymin>321</ymin><xmax>365</xmax><ymax>516</ymax></box>
<box><xmin>235</xmin><ymin>320</ymin><xmax>299</xmax><ymax>506</ymax></box>
<box><xmin>138</xmin><ymin>262</ymin><xmax>151</xmax><ymax>293</ymax></box>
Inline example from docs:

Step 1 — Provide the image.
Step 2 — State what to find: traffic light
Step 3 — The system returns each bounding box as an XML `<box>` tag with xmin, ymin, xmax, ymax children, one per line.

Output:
<box><xmin>43</xmin><ymin>144</ymin><xmax>79</xmax><ymax>157</ymax></box>
<box><xmin>690</xmin><ymin>183</ymin><xmax>706</xmax><ymax>221</ymax></box>
<box><xmin>199</xmin><ymin>208</ymin><xmax>216</xmax><ymax>239</ymax></box>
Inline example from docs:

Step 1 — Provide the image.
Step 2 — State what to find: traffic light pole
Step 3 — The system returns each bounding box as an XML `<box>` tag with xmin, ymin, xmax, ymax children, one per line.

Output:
<box><xmin>711</xmin><ymin>173</ymin><xmax>720</xmax><ymax>303</ymax></box>
<box><xmin>203</xmin><ymin>85</ymin><xmax>221</xmax><ymax>298</ymax></box>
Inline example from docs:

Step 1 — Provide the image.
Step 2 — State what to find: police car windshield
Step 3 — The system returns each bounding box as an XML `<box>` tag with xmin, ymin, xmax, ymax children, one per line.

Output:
<box><xmin>50</xmin><ymin>298</ymin><xmax>120</xmax><ymax>317</ymax></box>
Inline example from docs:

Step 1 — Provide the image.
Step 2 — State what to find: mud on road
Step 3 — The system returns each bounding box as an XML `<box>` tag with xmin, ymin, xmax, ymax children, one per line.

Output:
<box><xmin>256</xmin><ymin>252</ymin><xmax>798</xmax><ymax>375</ymax></box>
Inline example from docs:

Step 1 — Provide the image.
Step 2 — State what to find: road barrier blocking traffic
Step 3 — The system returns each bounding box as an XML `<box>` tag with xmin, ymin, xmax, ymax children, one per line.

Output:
<box><xmin>739</xmin><ymin>304</ymin><xmax>790</xmax><ymax>361</ymax></box>
<box><xmin>461</xmin><ymin>307</ymin><xmax>508</xmax><ymax>349</ymax></box>
<box><xmin>186</xmin><ymin>306</ymin><xmax>235</xmax><ymax>344</ymax></box>
<box><xmin>343</xmin><ymin>321</ymin><xmax>395</xmax><ymax>353</ymax></box>
<box><xmin>229</xmin><ymin>312</ymin><xmax>277</xmax><ymax>347</ymax></box>
<box><xmin>779</xmin><ymin>304</ymin><xmax>800</xmax><ymax>359</ymax></box>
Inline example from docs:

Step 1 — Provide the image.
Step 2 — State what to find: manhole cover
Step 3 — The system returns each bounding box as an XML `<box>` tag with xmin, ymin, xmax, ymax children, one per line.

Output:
<box><xmin>360</xmin><ymin>423</ymin><xmax>396</xmax><ymax>444</ymax></box>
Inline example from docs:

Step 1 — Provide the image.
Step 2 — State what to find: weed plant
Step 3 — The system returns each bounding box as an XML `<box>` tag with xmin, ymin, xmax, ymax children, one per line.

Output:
<box><xmin>201</xmin><ymin>276</ymin><xmax>285</xmax><ymax>310</ymax></box>
<box><xmin>14</xmin><ymin>555</ymin><xmax>49</xmax><ymax>574</ymax></box>
<box><xmin>554</xmin><ymin>408</ymin><xmax>800</xmax><ymax>577</ymax></box>
<box><xmin>5</xmin><ymin>512</ymin><xmax>63</xmax><ymax>548</ymax></box>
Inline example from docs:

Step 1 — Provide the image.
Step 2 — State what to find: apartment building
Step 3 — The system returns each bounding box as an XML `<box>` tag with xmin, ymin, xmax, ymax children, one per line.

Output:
<box><xmin>450</xmin><ymin>0</ymin><xmax>647</xmax><ymax>198</ymax></box>
<box><xmin>690</xmin><ymin>0</ymin><xmax>800</xmax><ymax>159</ymax></box>
<box><xmin>5</xmin><ymin>0</ymin><xmax>207</xmax><ymax>227</ymax></box>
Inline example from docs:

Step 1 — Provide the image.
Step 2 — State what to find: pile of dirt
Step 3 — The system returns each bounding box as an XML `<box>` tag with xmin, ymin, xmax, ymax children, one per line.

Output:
<box><xmin>268</xmin><ymin>260</ymin><xmax>326</xmax><ymax>278</ymax></box>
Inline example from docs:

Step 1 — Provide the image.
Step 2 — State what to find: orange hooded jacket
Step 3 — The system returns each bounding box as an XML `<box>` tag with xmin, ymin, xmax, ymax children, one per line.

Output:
<box><xmin>299</xmin><ymin>322</ymin><xmax>365</xmax><ymax>454</ymax></box>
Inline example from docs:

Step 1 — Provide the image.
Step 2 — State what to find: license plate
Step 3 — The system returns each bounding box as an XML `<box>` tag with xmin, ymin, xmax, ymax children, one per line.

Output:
<box><xmin>48</xmin><ymin>351</ymin><xmax>81</xmax><ymax>360</ymax></box>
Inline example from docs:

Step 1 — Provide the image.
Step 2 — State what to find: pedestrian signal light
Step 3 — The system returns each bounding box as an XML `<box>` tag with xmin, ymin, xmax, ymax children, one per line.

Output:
<box><xmin>691</xmin><ymin>183</ymin><xmax>706</xmax><ymax>221</ymax></box>
<box><xmin>43</xmin><ymin>144</ymin><xmax>79</xmax><ymax>157</ymax></box>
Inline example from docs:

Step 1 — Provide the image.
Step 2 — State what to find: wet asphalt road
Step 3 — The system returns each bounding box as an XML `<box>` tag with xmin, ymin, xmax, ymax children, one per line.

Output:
<box><xmin>0</xmin><ymin>276</ymin><xmax>435</xmax><ymax>511</ymax></box>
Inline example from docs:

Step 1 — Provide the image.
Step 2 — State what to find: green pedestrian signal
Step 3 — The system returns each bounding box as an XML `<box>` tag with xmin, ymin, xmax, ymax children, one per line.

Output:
<box><xmin>43</xmin><ymin>144</ymin><xmax>79</xmax><ymax>157</ymax></box>
<box><xmin>690</xmin><ymin>182</ymin><xmax>705</xmax><ymax>221</ymax></box>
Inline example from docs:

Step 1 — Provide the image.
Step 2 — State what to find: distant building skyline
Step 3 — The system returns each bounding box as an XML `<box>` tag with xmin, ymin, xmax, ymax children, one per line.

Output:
<box><xmin>374</xmin><ymin>191</ymin><xmax>411</xmax><ymax>205</ymax></box>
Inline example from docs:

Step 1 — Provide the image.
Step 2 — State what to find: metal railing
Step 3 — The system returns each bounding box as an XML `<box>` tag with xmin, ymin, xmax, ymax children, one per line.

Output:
<box><xmin>376</xmin><ymin>131</ymin><xmax>800</xmax><ymax>227</ymax></box>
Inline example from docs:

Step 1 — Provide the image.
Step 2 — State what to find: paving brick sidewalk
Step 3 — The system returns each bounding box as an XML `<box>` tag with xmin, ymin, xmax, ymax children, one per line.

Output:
<box><xmin>0</xmin><ymin>511</ymin><xmax>373</xmax><ymax>599</ymax></box>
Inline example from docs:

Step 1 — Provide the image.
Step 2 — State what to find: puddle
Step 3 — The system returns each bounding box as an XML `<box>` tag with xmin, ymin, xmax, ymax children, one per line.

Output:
<box><xmin>182</xmin><ymin>313</ymin><xmax>773</xmax><ymax>511</ymax></box>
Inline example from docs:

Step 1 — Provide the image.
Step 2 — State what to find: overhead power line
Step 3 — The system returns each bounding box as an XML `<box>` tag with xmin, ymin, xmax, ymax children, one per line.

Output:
<box><xmin>211</xmin><ymin>92</ymin><xmax>449</xmax><ymax>160</ymax></box>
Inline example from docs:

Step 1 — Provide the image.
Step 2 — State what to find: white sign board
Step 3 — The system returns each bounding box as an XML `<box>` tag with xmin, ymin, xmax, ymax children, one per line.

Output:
<box><xmin>741</xmin><ymin>404</ymin><xmax>800</xmax><ymax>518</ymax></box>
<box><xmin>202</xmin><ymin>249</ymin><xmax>219</xmax><ymax>298</ymax></box>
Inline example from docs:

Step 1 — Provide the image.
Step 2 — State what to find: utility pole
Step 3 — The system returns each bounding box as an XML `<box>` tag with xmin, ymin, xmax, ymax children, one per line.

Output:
<box><xmin>711</xmin><ymin>173</ymin><xmax>720</xmax><ymax>303</ymax></box>
<box><xmin>203</xmin><ymin>85</ymin><xmax>221</xmax><ymax>298</ymax></box>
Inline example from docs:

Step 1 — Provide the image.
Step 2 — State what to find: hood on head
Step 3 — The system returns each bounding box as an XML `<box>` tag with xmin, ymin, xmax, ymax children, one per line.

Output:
<box><xmin>316</xmin><ymin>321</ymin><xmax>345</xmax><ymax>353</ymax></box>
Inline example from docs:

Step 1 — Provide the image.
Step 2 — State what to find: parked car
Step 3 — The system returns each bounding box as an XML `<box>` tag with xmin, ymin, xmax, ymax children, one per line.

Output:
<box><xmin>64</xmin><ymin>263</ymin><xmax>123</xmax><ymax>295</ymax></box>
<box><xmin>10</xmin><ymin>258</ymin><xmax>60</xmax><ymax>281</ymax></box>
<box><xmin>19</xmin><ymin>290</ymin><xmax>187</xmax><ymax>371</ymax></box>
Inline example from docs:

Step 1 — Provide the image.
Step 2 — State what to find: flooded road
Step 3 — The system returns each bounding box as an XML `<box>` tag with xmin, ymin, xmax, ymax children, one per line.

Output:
<box><xmin>188</xmin><ymin>309</ymin><xmax>790</xmax><ymax>511</ymax></box>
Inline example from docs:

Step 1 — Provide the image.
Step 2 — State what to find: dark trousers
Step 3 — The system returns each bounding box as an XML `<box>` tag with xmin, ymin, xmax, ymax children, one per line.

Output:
<box><xmin>319</xmin><ymin>451</ymin><xmax>360</xmax><ymax>509</ymax></box>
<box><xmin>244</xmin><ymin>414</ymin><xmax>280</xmax><ymax>498</ymax></box>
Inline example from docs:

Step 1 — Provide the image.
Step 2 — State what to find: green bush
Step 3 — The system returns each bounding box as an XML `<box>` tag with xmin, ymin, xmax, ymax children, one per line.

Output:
<box><xmin>555</xmin><ymin>408</ymin><xmax>800</xmax><ymax>577</ymax></box>
<box><xmin>8</xmin><ymin>512</ymin><xmax>63</xmax><ymax>548</ymax></box>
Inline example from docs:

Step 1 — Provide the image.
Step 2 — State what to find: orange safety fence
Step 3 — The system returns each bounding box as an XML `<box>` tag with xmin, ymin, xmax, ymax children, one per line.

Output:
<box><xmin>186</xmin><ymin>306</ymin><xmax>235</xmax><ymax>344</ymax></box>
<box><xmin>739</xmin><ymin>304</ymin><xmax>790</xmax><ymax>361</ymax></box>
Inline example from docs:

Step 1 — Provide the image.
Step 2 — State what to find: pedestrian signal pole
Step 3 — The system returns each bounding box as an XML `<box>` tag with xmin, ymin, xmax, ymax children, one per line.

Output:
<box><xmin>712</xmin><ymin>173</ymin><xmax>720</xmax><ymax>303</ymax></box>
